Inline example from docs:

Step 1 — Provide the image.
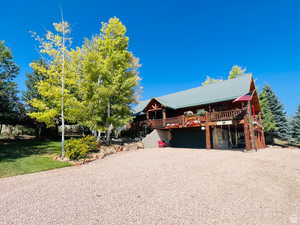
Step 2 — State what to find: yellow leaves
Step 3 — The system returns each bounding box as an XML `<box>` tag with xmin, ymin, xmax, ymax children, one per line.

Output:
<box><xmin>38</xmin><ymin>80</ymin><xmax>61</xmax><ymax>99</ymax></box>
<box><xmin>28</xmin><ymin>20</ymin><xmax>78</xmax><ymax>127</ymax></box>
<box><xmin>101</xmin><ymin>17</ymin><xmax>127</xmax><ymax>38</ymax></box>
<box><xmin>64</xmin><ymin>97</ymin><xmax>86</xmax><ymax>122</ymax></box>
<box><xmin>228</xmin><ymin>65</ymin><xmax>252</xmax><ymax>79</ymax></box>
<box><xmin>30</xmin><ymin>98</ymin><xmax>48</xmax><ymax>111</ymax></box>
<box><xmin>30</xmin><ymin>62</ymin><xmax>49</xmax><ymax>78</ymax></box>
<box><xmin>201</xmin><ymin>76</ymin><xmax>223</xmax><ymax>86</ymax></box>
<box><xmin>53</xmin><ymin>21</ymin><xmax>71</xmax><ymax>34</ymax></box>
<box><xmin>28</xmin><ymin>109</ymin><xmax>58</xmax><ymax>127</ymax></box>
<box><xmin>28</xmin><ymin>17</ymin><xmax>141</xmax><ymax>131</ymax></box>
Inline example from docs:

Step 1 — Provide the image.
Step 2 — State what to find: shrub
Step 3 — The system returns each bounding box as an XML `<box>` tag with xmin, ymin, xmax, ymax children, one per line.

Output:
<box><xmin>81</xmin><ymin>135</ymin><xmax>98</xmax><ymax>151</ymax></box>
<box><xmin>184</xmin><ymin>111</ymin><xmax>194</xmax><ymax>117</ymax></box>
<box><xmin>196</xmin><ymin>109</ymin><xmax>207</xmax><ymax>116</ymax></box>
<box><xmin>21</xmin><ymin>127</ymin><xmax>35</xmax><ymax>135</ymax></box>
<box><xmin>65</xmin><ymin>139</ymin><xmax>89</xmax><ymax>160</ymax></box>
<box><xmin>64</xmin><ymin>136</ymin><xmax>99</xmax><ymax>160</ymax></box>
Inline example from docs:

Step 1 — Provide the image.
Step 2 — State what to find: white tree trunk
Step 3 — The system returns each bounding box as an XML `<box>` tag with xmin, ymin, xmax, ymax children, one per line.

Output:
<box><xmin>105</xmin><ymin>100</ymin><xmax>113</xmax><ymax>145</ymax></box>
<box><xmin>61</xmin><ymin>17</ymin><xmax>66</xmax><ymax>159</ymax></box>
<box><xmin>96</xmin><ymin>130</ymin><xmax>101</xmax><ymax>143</ymax></box>
<box><xmin>106</xmin><ymin>124</ymin><xmax>113</xmax><ymax>145</ymax></box>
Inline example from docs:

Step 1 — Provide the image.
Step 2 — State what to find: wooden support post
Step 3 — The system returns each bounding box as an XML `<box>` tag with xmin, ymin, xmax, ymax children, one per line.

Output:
<box><xmin>258</xmin><ymin>113</ymin><xmax>266</xmax><ymax>148</ymax></box>
<box><xmin>243</xmin><ymin>121</ymin><xmax>251</xmax><ymax>151</ymax></box>
<box><xmin>247</xmin><ymin>101</ymin><xmax>257</xmax><ymax>151</ymax></box>
<box><xmin>206</xmin><ymin>124</ymin><xmax>211</xmax><ymax>149</ymax></box>
<box><xmin>261</xmin><ymin>128</ymin><xmax>266</xmax><ymax>148</ymax></box>
<box><xmin>162</xmin><ymin>109</ymin><xmax>166</xmax><ymax>127</ymax></box>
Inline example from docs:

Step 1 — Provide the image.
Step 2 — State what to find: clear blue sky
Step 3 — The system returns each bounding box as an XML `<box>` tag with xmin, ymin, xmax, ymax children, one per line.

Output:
<box><xmin>1</xmin><ymin>0</ymin><xmax>300</xmax><ymax>116</ymax></box>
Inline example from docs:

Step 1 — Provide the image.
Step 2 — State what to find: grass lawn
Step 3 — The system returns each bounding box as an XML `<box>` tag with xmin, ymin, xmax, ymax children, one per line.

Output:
<box><xmin>0</xmin><ymin>139</ymin><xmax>71</xmax><ymax>178</ymax></box>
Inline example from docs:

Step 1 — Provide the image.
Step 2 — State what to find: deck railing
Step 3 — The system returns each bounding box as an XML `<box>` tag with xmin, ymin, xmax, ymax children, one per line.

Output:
<box><xmin>165</xmin><ymin>116</ymin><xmax>184</xmax><ymax>126</ymax></box>
<box><xmin>147</xmin><ymin>108</ymin><xmax>247</xmax><ymax>129</ymax></box>
<box><xmin>209</xmin><ymin>108</ymin><xmax>246</xmax><ymax>121</ymax></box>
<box><xmin>149</xmin><ymin>119</ymin><xmax>164</xmax><ymax>129</ymax></box>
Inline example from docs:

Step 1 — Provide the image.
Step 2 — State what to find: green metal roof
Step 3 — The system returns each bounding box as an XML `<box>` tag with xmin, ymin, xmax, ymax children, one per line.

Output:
<box><xmin>134</xmin><ymin>74</ymin><xmax>252</xmax><ymax>113</ymax></box>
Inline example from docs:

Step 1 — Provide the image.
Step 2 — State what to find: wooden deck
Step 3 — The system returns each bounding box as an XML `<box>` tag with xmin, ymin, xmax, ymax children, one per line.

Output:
<box><xmin>142</xmin><ymin>108</ymin><xmax>248</xmax><ymax>129</ymax></box>
<box><xmin>132</xmin><ymin>107</ymin><xmax>265</xmax><ymax>150</ymax></box>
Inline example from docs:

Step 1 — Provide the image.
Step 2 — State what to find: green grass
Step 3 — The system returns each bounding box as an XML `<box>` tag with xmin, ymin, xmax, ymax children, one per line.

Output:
<box><xmin>0</xmin><ymin>140</ymin><xmax>71</xmax><ymax>178</ymax></box>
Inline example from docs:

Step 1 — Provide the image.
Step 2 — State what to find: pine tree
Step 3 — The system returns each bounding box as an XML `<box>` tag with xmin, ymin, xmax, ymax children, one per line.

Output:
<box><xmin>23</xmin><ymin>59</ymin><xmax>46</xmax><ymax>112</ymax></box>
<box><xmin>0</xmin><ymin>41</ymin><xmax>20</xmax><ymax>125</ymax></box>
<box><xmin>23</xmin><ymin>59</ymin><xmax>48</xmax><ymax>138</ymax></box>
<box><xmin>259</xmin><ymin>85</ymin><xmax>289</xmax><ymax>140</ymax></box>
<box><xmin>290</xmin><ymin>105</ymin><xmax>300</xmax><ymax>144</ymax></box>
<box><xmin>259</xmin><ymin>88</ymin><xmax>277</xmax><ymax>133</ymax></box>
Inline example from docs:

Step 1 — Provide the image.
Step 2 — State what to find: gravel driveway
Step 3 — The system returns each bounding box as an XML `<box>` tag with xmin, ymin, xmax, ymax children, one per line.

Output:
<box><xmin>1</xmin><ymin>147</ymin><xmax>300</xmax><ymax>225</ymax></box>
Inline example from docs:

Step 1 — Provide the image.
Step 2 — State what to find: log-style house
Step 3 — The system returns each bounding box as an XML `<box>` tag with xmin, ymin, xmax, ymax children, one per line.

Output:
<box><xmin>132</xmin><ymin>75</ymin><xmax>266</xmax><ymax>150</ymax></box>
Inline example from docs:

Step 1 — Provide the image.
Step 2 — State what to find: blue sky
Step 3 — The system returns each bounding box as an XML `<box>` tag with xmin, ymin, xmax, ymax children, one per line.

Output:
<box><xmin>1</xmin><ymin>0</ymin><xmax>300</xmax><ymax>116</ymax></box>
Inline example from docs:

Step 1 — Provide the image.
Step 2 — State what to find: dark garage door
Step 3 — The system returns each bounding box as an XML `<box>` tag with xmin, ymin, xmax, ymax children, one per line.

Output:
<box><xmin>169</xmin><ymin>127</ymin><xmax>205</xmax><ymax>149</ymax></box>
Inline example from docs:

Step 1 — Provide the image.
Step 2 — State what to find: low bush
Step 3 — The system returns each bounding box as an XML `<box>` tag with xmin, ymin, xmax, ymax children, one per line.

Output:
<box><xmin>81</xmin><ymin>135</ymin><xmax>98</xmax><ymax>151</ymax></box>
<box><xmin>64</xmin><ymin>135</ymin><xmax>98</xmax><ymax>160</ymax></box>
<box><xmin>196</xmin><ymin>109</ymin><xmax>207</xmax><ymax>116</ymax></box>
<box><xmin>65</xmin><ymin>139</ymin><xmax>89</xmax><ymax>160</ymax></box>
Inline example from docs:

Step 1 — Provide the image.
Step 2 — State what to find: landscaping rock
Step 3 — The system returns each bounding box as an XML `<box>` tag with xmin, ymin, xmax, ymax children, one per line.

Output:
<box><xmin>53</xmin><ymin>140</ymin><xmax>144</xmax><ymax>166</ymax></box>
<box><xmin>114</xmin><ymin>145</ymin><xmax>124</xmax><ymax>152</ymax></box>
<box><xmin>100</xmin><ymin>146</ymin><xmax>117</xmax><ymax>156</ymax></box>
<box><xmin>137</xmin><ymin>142</ymin><xmax>144</xmax><ymax>149</ymax></box>
<box><xmin>123</xmin><ymin>143</ymin><xmax>141</xmax><ymax>151</ymax></box>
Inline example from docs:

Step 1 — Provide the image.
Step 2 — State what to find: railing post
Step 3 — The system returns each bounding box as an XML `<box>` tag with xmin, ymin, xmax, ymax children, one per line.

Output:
<box><xmin>206</xmin><ymin>112</ymin><xmax>210</xmax><ymax>122</ymax></box>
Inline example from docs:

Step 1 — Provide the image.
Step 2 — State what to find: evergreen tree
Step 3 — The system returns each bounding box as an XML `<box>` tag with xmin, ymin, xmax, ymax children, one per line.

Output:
<box><xmin>0</xmin><ymin>41</ymin><xmax>20</xmax><ymax>125</ymax></box>
<box><xmin>290</xmin><ymin>105</ymin><xmax>300</xmax><ymax>144</ymax></box>
<box><xmin>259</xmin><ymin>85</ymin><xmax>289</xmax><ymax>140</ymax></box>
<box><xmin>23</xmin><ymin>59</ymin><xmax>48</xmax><ymax>137</ymax></box>
<box><xmin>23</xmin><ymin>59</ymin><xmax>46</xmax><ymax>111</ymax></box>
<box><xmin>259</xmin><ymin>87</ymin><xmax>277</xmax><ymax>133</ymax></box>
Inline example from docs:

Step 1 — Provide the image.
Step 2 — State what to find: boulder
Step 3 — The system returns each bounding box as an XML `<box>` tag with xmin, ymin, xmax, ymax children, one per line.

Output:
<box><xmin>123</xmin><ymin>143</ymin><xmax>139</xmax><ymax>151</ymax></box>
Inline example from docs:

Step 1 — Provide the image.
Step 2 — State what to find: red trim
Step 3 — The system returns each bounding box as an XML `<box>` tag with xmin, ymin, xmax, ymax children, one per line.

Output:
<box><xmin>233</xmin><ymin>94</ymin><xmax>252</xmax><ymax>102</ymax></box>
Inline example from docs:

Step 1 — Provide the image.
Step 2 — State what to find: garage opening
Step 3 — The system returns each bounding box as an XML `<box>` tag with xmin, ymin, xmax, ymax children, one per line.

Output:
<box><xmin>169</xmin><ymin>127</ymin><xmax>206</xmax><ymax>149</ymax></box>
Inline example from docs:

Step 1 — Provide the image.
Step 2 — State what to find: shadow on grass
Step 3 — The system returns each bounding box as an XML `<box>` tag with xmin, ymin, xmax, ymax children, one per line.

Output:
<box><xmin>0</xmin><ymin>139</ymin><xmax>61</xmax><ymax>163</ymax></box>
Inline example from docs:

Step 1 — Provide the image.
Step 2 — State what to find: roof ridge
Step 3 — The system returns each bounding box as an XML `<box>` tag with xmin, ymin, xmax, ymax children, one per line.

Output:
<box><xmin>198</xmin><ymin>73</ymin><xmax>252</xmax><ymax>87</ymax></box>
